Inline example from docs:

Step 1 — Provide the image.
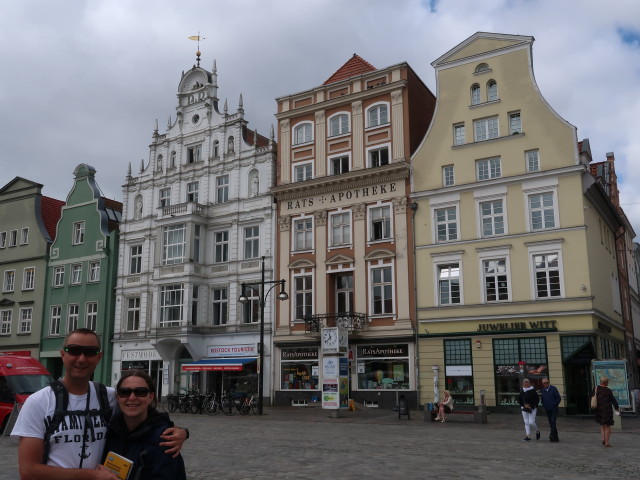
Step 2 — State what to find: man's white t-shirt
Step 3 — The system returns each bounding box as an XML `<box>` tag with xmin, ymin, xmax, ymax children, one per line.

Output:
<box><xmin>11</xmin><ymin>383</ymin><xmax>117</xmax><ymax>469</ymax></box>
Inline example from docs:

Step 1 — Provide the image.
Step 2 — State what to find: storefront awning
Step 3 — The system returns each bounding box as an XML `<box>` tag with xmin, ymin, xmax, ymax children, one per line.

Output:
<box><xmin>181</xmin><ymin>357</ymin><xmax>256</xmax><ymax>372</ymax></box>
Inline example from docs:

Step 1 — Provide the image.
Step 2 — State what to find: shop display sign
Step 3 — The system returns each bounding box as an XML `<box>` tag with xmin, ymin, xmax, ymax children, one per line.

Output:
<box><xmin>592</xmin><ymin>360</ymin><xmax>630</xmax><ymax>408</ymax></box>
<box><xmin>446</xmin><ymin>365</ymin><xmax>472</xmax><ymax>376</ymax></box>
<box><xmin>322</xmin><ymin>381</ymin><xmax>339</xmax><ymax>409</ymax></box>
<box><xmin>323</xmin><ymin>357</ymin><xmax>339</xmax><ymax>377</ymax></box>
<box><xmin>207</xmin><ymin>344</ymin><xmax>257</xmax><ymax>358</ymax></box>
<box><xmin>122</xmin><ymin>350</ymin><xmax>162</xmax><ymax>361</ymax></box>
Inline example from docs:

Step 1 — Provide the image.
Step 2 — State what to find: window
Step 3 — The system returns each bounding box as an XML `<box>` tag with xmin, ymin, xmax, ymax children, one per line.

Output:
<box><xmin>216</xmin><ymin>175</ymin><xmax>229</xmax><ymax>203</ymax></box>
<box><xmin>67</xmin><ymin>304</ymin><xmax>79</xmax><ymax>332</ymax></box>
<box><xmin>371</xmin><ymin>266</ymin><xmax>393</xmax><ymax>315</ymax></box>
<box><xmin>480</xmin><ymin>200</ymin><xmax>505</xmax><ymax>237</ymax></box>
<box><xmin>162</xmin><ymin>224</ymin><xmax>186</xmax><ymax>265</ymax></box>
<box><xmin>130</xmin><ymin>245</ymin><xmax>142</xmax><ymax>274</ymax></box>
<box><xmin>213</xmin><ymin>141</ymin><xmax>219</xmax><ymax>158</ymax></box>
<box><xmin>170</xmin><ymin>151</ymin><xmax>176</xmax><ymax>167</ymax></box>
<box><xmin>159</xmin><ymin>188</ymin><xmax>171</xmax><ymax>207</ymax></box>
<box><xmin>474</xmin><ymin>117</ymin><xmax>499</xmax><ymax>142</ymax></box>
<box><xmin>471</xmin><ymin>84</ymin><xmax>481</xmax><ymax>105</ymax></box>
<box><xmin>293</xmin><ymin>122</ymin><xmax>312</xmax><ymax>145</ymax></box>
<box><xmin>357</xmin><ymin>344</ymin><xmax>409</xmax><ymax>390</ymax></box>
<box><xmin>214</xmin><ymin>231</ymin><xmax>229</xmax><ymax>263</ymax></box>
<box><xmin>509</xmin><ymin>112</ymin><xmax>522</xmax><ymax>134</ymax></box>
<box><xmin>9</xmin><ymin>230</ymin><xmax>18</xmax><ymax>247</ymax></box>
<box><xmin>454</xmin><ymin>124</ymin><xmax>465</xmax><ymax>145</ymax></box>
<box><xmin>476</xmin><ymin>157</ymin><xmax>501</xmax><ymax>181</ymax></box>
<box><xmin>442</xmin><ymin>165</ymin><xmax>455</xmax><ymax>187</ymax></box>
<box><xmin>494</xmin><ymin>337</ymin><xmax>548</xmax><ymax>402</ymax></box>
<box><xmin>367</xmin><ymin>104</ymin><xmax>389</xmax><ymax>128</ymax></box>
<box><xmin>242</xmin><ymin>287</ymin><xmax>259</xmax><ymax>324</ymax></box>
<box><xmin>3</xmin><ymin>270</ymin><xmax>15</xmax><ymax>292</ymax></box>
<box><xmin>529</xmin><ymin>192</ymin><xmax>556</xmax><ymax>230</ymax></box>
<box><xmin>526</xmin><ymin>150</ymin><xmax>540</xmax><ymax>172</ymax></box>
<box><xmin>483</xmin><ymin>258</ymin><xmax>509</xmax><ymax>302</ymax></box>
<box><xmin>127</xmin><ymin>297</ymin><xmax>141</xmax><ymax>331</ymax></box>
<box><xmin>444</xmin><ymin>339</ymin><xmax>474</xmax><ymax>406</ymax></box>
<box><xmin>187</xmin><ymin>182</ymin><xmax>199</xmax><ymax>203</ymax></box>
<box><xmin>85</xmin><ymin>302</ymin><xmax>98</xmax><ymax>330</ymax></box>
<box><xmin>71</xmin><ymin>264</ymin><xmax>82</xmax><ymax>284</ymax></box>
<box><xmin>22</xmin><ymin>267</ymin><xmax>35</xmax><ymax>290</ymax></box>
<box><xmin>160</xmin><ymin>284</ymin><xmax>184</xmax><ymax>327</ymax></box>
<box><xmin>329</xmin><ymin>113</ymin><xmax>349</xmax><ymax>137</ymax></box>
<box><xmin>244</xmin><ymin>226</ymin><xmax>260</xmax><ymax>259</ymax></box>
<box><xmin>475</xmin><ymin>63</ymin><xmax>490</xmax><ymax>73</ymax></box>
<box><xmin>1</xmin><ymin>310</ymin><xmax>11</xmax><ymax>335</ymax></box>
<box><xmin>435</xmin><ymin>207</ymin><xmax>458</xmax><ymax>242</ymax></box>
<box><xmin>192</xmin><ymin>225</ymin><xmax>201</xmax><ymax>264</ymax></box>
<box><xmin>88</xmin><ymin>261</ymin><xmax>100</xmax><ymax>282</ymax></box>
<box><xmin>212</xmin><ymin>288</ymin><xmax>228</xmax><ymax>325</ymax></box>
<box><xmin>53</xmin><ymin>266</ymin><xmax>65</xmax><ymax>287</ymax></box>
<box><xmin>19</xmin><ymin>308</ymin><xmax>32</xmax><ymax>334</ymax></box>
<box><xmin>191</xmin><ymin>285</ymin><xmax>199</xmax><ymax>326</ymax></box>
<box><xmin>368</xmin><ymin>145</ymin><xmax>389</xmax><ymax>168</ymax></box>
<box><xmin>20</xmin><ymin>228</ymin><xmax>29</xmax><ymax>245</ymax></box>
<box><xmin>438</xmin><ymin>264</ymin><xmax>461</xmax><ymax>305</ymax></box>
<box><xmin>0</xmin><ymin>232</ymin><xmax>6</xmax><ymax>248</ymax></box>
<box><xmin>49</xmin><ymin>306</ymin><xmax>61</xmax><ymax>336</ymax></box>
<box><xmin>534</xmin><ymin>253</ymin><xmax>561</xmax><ymax>298</ymax></box>
<box><xmin>187</xmin><ymin>144</ymin><xmax>201</xmax><ymax>164</ymax></box>
<box><xmin>487</xmin><ymin>80</ymin><xmax>498</xmax><ymax>101</ymax></box>
<box><xmin>294</xmin><ymin>275</ymin><xmax>313</xmax><ymax>320</ymax></box>
<box><xmin>369</xmin><ymin>205</ymin><xmax>392</xmax><ymax>241</ymax></box>
<box><xmin>281</xmin><ymin>348</ymin><xmax>319</xmax><ymax>390</ymax></box>
<box><xmin>293</xmin><ymin>217</ymin><xmax>313</xmax><ymax>251</ymax></box>
<box><xmin>72</xmin><ymin>221</ymin><xmax>85</xmax><ymax>245</ymax></box>
<box><xmin>330</xmin><ymin>155</ymin><xmax>349</xmax><ymax>175</ymax></box>
<box><xmin>293</xmin><ymin>162</ymin><xmax>313</xmax><ymax>182</ymax></box>
<box><xmin>330</xmin><ymin>211</ymin><xmax>351</xmax><ymax>246</ymax></box>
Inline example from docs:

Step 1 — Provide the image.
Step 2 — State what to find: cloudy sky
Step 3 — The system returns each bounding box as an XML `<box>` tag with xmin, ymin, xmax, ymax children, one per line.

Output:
<box><xmin>1</xmin><ymin>0</ymin><xmax>639</xmax><ymax>239</ymax></box>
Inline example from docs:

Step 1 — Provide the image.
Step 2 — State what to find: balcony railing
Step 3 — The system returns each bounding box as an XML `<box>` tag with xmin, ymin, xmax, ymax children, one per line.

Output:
<box><xmin>160</xmin><ymin>201</ymin><xmax>205</xmax><ymax>218</ymax></box>
<box><xmin>303</xmin><ymin>312</ymin><xmax>368</xmax><ymax>334</ymax></box>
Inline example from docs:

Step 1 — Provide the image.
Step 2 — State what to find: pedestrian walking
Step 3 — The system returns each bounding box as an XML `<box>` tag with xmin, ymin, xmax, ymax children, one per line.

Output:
<box><xmin>540</xmin><ymin>377</ymin><xmax>561</xmax><ymax>442</ymax></box>
<box><xmin>518</xmin><ymin>378</ymin><xmax>540</xmax><ymax>441</ymax></box>
<box><xmin>593</xmin><ymin>376</ymin><xmax>619</xmax><ymax>447</ymax></box>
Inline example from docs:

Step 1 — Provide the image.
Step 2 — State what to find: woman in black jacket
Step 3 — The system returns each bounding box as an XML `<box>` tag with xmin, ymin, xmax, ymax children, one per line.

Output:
<box><xmin>100</xmin><ymin>370</ymin><xmax>186</xmax><ymax>480</ymax></box>
<box><xmin>518</xmin><ymin>378</ymin><xmax>541</xmax><ymax>442</ymax></box>
<box><xmin>594</xmin><ymin>376</ymin><xmax>619</xmax><ymax>447</ymax></box>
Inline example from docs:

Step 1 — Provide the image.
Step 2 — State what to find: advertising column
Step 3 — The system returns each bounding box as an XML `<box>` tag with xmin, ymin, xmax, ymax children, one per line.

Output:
<box><xmin>321</xmin><ymin>327</ymin><xmax>348</xmax><ymax>411</ymax></box>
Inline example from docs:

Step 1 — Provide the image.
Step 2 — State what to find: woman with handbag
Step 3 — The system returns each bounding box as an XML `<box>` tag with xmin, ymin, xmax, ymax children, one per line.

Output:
<box><xmin>594</xmin><ymin>376</ymin><xmax>619</xmax><ymax>447</ymax></box>
<box><xmin>518</xmin><ymin>378</ymin><xmax>540</xmax><ymax>441</ymax></box>
<box><xmin>435</xmin><ymin>390</ymin><xmax>454</xmax><ymax>422</ymax></box>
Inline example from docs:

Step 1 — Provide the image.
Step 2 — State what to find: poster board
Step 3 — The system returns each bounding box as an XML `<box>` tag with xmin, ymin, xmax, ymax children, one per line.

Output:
<box><xmin>592</xmin><ymin>360</ymin><xmax>630</xmax><ymax>409</ymax></box>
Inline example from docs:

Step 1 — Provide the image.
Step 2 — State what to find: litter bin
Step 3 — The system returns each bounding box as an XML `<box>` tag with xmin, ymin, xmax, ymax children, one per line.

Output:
<box><xmin>398</xmin><ymin>395</ymin><xmax>410</xmax><ymax>420</ymax></box>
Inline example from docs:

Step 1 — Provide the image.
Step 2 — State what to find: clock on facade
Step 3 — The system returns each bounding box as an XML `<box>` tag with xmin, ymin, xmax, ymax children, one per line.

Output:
<box><xmin>322</xmin><ymin>328</ymin><xmax>338</xmax><ymax>350</ymax></box>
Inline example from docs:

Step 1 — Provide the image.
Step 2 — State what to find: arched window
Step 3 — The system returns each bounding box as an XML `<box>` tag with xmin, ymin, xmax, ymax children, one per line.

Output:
<box><xmin>293</xmin><ymin>122</ymin><xmax>313</xmax><ymax>145</ymax></box>
<box><xmin>213</xmin><ymin>140</ymin><xmax>219</xmax><ymax>158</ymax></box>
<box><xmin>487</xmin><ymin>80</ymin><xmax>498</xmax><ymax>102</ymax></box>
<box><xmin>367</xmin><ymin>103</ymin><xmax>389</xmax><ymax>128</ymax></box>
<box><xmin>227</xmin><ymin>136</ymin><xmax>234</xmax><ymax>153</ymax></box>
<box><xmin>170</xmin><ymin>151</ymin><xmax>176</xmax><ymax>168</ymax></box>
<box><xmin>471</xmin><ymin>84</ymin><xmax>481</xmax><ymax>105</ymax></box>
<box><xmin>329</xmin><ymin>113</ymin><xmax>349</xmax><ymax>137</ymax></box>
<box><xmin>475</xmin><ymin>63</ymin><xmax>490</xmax><ymax>74</ymax></box>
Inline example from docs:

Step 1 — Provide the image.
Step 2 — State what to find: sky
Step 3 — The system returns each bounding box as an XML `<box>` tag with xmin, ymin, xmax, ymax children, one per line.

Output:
<box><xmin>1</xmin><ymin>0</ymin><xmax>639</xmax><ymax>240</ymax></box>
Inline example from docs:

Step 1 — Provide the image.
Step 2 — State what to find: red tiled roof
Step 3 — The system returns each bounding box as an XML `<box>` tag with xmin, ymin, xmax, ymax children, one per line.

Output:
<box><xmin>323</xmin><ymin>54</ymin><xmax>377</xmax><ymax>85</ymax></box>
<box><xmin>242</xmin><ymin>125</ymin><xmax>270</xmax><ymax>147</ymax></box>
<box><xmin>41</xmin><ymin>196</ymin><xmax>64</xmax><ymax>241</ymax></box>
<box><xmin>102</xmin><ymin>197</ymin><xmax>123</xmax><ymax>213</ymax></box>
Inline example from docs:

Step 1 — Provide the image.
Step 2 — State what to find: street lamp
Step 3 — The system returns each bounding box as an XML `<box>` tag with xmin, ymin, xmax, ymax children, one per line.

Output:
<box><xmin>238</xmin><ymin>256</ymin><xmax>288</xmax><ymax>415</ymax></box>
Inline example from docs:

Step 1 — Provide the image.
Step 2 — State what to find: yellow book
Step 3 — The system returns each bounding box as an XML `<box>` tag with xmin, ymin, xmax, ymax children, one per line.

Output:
<box><xmin>103</xmin><ymin>451</ymin><xmax>134</xmax><ymax>480</ymax></box>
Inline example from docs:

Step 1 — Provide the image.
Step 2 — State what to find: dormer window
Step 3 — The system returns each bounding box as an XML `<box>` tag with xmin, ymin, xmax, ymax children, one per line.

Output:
<box><xmin>487</xmin><ymin>81</ymin><xmax>498</xmax><ymax>101</ymax></box>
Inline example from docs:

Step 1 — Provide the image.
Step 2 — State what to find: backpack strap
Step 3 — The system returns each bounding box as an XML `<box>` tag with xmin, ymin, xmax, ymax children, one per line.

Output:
<box><xmin>42</xmin><ymin>380</ymin><xmax>69</xmax><ymax>464</ymax></box>
<box><xmin>92</xmin><ymin>381</ymin><xmax>112</xmax><ymax>424</ymax></box>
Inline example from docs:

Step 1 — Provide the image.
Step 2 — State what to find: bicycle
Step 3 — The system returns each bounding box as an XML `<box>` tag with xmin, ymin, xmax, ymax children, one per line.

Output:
<box><xmin>238</xmin><ymin>395</ymin><xmax>258</xmax><ymax>415</ymax></box>
<box><xmin>203</xmin><ymin>392</ymin><xmax>220</xmax><ymax>415</ymax></box>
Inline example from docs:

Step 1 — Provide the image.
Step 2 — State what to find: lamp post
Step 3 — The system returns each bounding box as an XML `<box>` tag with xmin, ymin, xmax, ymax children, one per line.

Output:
<box><xmin>238</xmin><ymin>256</ymin><xmax>288</xmax><ymax>415</ymax></box>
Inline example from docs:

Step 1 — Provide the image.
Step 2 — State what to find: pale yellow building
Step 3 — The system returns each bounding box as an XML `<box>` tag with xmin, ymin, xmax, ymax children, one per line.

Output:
<box><xmin>412</xmin><ymin>32</ymin><xmax>626</xmax><ymax>414</ymax></box>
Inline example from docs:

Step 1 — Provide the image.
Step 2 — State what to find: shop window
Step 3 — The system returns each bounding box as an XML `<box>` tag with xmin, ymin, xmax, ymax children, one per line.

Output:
<box><xmin>280</xmin><ymin>348</ymin><xmax>319</xmax><ymax>390</ymax></box>
<box><xmin>444</xmin><ymin>339</ymin><xmax>474</xmax><ymax>406</ymax></box>
<box><xmin>494</xmin><ymin>337</ymin><xmax>548</xmax><ymax>406</ymax></box>
<box><xmin>356</xmin><ymin>344</ymin><xmax>410</xmax><ymax>390</ymax></box>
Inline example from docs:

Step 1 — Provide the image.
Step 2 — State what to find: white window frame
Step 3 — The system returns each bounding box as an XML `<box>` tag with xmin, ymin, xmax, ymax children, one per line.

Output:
<box><xmin>162</xmin><ymin>224</ymin><xmax>186</xmax><ymax>265</ymax></box>
<box><xmin>72</xmin><ymin>221</ymin><xmax>85</xmax><ymax>245</ymax></box>
<box><xmin>293</xmin><ymin>161</ymin><xmax>313</xmax><ymax>182</ymax></box>
<box><xmin>244</xmin><ymin>226</ymin><xmax>260</xmax><ymax>259</ymax></box>
<box><xmin>241</xmin><ymin>286</ymin><xmax>259</xmax><ymax>324</ymax></box>
<box><xmin>20</xmin><ymin>228</ymin><xmax>29</xmax><ymax>245</ymax></box>
<box><xmin>368</xmin><ymin>203</ymin><xmax>393</xmax><ymax>242</ymax></box>
<box><xmin>50</xmin><ymin>306</ymin><xmax>61</xmax><ymax>336</ymax></box>
<box><xmin>442</xmin><ymin>165</ymin><xmax>455</xmax><ymax>187</ymax></box>
<box><xmin>214</xmin><ymin>231</ymin><xmax>229</xmax><ymax>263</ymax></box>
<box><xmin>22</xmin><ymin>267</ymin><xmax>35</xmax><ymax>290</ymax></box>
<box><xmin>478</xmin><ymin>197</ymin><xmax>506</xmax><ymax>238</ymax></box>
<box><xmin>474</xmin><ymin>117</ymin><xmax>499</xmax><ymax>142</ymax></box>
<box><xmin>8</xmin><ymin>230</ymin><xmax>17</xmax><ymax>247</ymax></box>
<box><xmin>160</xmin><ymin>284</ymin><xmax>184</xmax><ymax>327</ymax></box>
<box><xmin>476</xmin><ymin>157</ymin><xmax>501</xmax><ymax>181</ymax></box>
<box><xmin>471</xmin><ymin>84</ymin><xmax>481</xmax><ymax>105</ymax></box>
<box><xmin>0</xmin><ymin>310</ymin><xmax>12</xmax><ymax>335</ymax></box>
<box><xmin>187</xmin><ymin>181</ymin><xmax>199</xmax><ymax>203</ymax></box>
<box><xmin>67</xmin><ymin>304</ymin><xmax>79</xmax><ymax>333</ymax></box>
<box><xmin>526</xmin><ymin>150</ymin><xmax>540</xmax><ymax>172</ymax></box>
<box><xmin>159</xmin><ymin>188</ymin><xmax>171</xmax><ymax>207</ymax></box>
<box><xmin>367</xmin><ymin>143</ymin><xmax>390</xmax><ymax>168</ymax></box>
<box><xmin>432</xmin><ymin>252</ymin><xmax>464</xmax><ymax>307</ymax></box>
<box><xmin>453</xmin><ymin>124</ymin><xmax>465</xmax><ymax>146</ymax></box>
<box><xmin>19</xmin><ymin>307</ymin><xmax>32</xmax><ymax>334</ymax></box>
<box><xmin>477</xmin><ymin>248</ymin><xmax>511</xmax><ymax>303</ymax></box>
<box><xmin>292</xmin><ymin>121</ymin><xmax>313</xmax><ymax>145</ymax></box>
<box><xmin>366</xmin><ymin>102</ymin><xmax>389</xmax><ymax>128</ymax></box>
<box><xmin>211</xmin><ymin>287</ymin><xmax>228</xmax><ymax>325</ymax></box>
<box><xmin>53</xmin><ymin>266</ymin><xmax>65</xmax><ymax>287</ymax></box>
<box><xmin>293</xmin><ymin>216</ymin><xmax>314</xmax><ymax>252</ymax></box>
<box><xmin>329</xmin><ymin>210</ymin><xmax>352</xmax><ymax>247</ymax></box>
<box><xmin>528</xmin><ymin>242</ymin><xmax>564</xmax><ymax>300</ymax></box>
<box><xmin>0</xmin><ymin>232</ymin><xmax>6</xmax><ymax>248</ymax></box>
<box><xmin>127</xmin><ymin>297</ymin><xmax>141</xmax><ymax>331</ymax></box>
<box><xmin>3</xmin><ymin>270</ymin><xmax>15</xmax><ymax>292</ymax></box>
<box><xmin>71</xmin><ymin>264</ymin><xmax>82</xmax><ymax>284</ymax></box>
<box><xmin>292</xmin><ymin>273</ymin><xmax>313</xmax><ymax>321</ymax></box>
<box><xmin>433</xmin><ymin>204</ymin><xmax>459</xmax><ymax>243</ymax></box>
<box><xmin>88</xmin><ymin>261</ymin><xmax>100</xmax><ymax>283</ymax></box>
<box><xmin>212</xmin><ymin>141</ymin><xmax>219</xmax><ymax>158</ymax></box>
<box><xmin>509</xmin><ymin>112</ymin><xmax>522</xmax><ymax>134</ymax></box>
<box><xmin>129</xmin><ymin>245</ymin><xmax>142</xmax><ymax>274</ymax></box>
<box><xmin>328</xmin><ymin>112</ymin><xmax>350</xmax><ymax>137</ymax></box>
<box><xmin>328</xmin><ymin>153</ymin><xmax>350</xmax><ymax>175</ymax></box>
<box><xmin>368</xmin><ymin>262</ymin><xmax>395</xmax><ymax>316</ymax></box>
<box><xmin>527</xmin><ymin>191</ymin><xmax>557</xmax><ymax>231</ymax></box>
<box><xmin>85</xmin><ymin>302</ymin><xmax>98</xmax><ymax>330</ymax></box>
<box><xmin>487</xmin><ymin>80</ymin><xmax>498</xmax><ymax>102</ymax></box>
<box><xmin>216</xmin><ymin>175</ymin><xmax>229</xmax><ymax>203</ymax></box>
<box><xmin>187</xmin><ymin>144</ymin><xmax>202</xmax><ymax>164</ymax></box>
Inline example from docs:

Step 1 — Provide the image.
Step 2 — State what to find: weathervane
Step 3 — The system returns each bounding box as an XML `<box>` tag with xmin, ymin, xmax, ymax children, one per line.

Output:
<box><xmin>188</xmin><ymin>33</ymin><xmax>206</xmax><ymax>66</ymax></box>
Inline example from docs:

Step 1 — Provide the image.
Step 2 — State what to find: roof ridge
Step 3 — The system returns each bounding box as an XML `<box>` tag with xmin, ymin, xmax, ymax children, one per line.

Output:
<box><xmin>323</xmin><ymin>54</ymin><xmax>377</xmax><ymax>86</ymax></box>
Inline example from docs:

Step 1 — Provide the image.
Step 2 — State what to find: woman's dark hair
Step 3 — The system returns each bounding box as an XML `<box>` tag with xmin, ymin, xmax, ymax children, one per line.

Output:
<box><xmin>117</xmin><ymin>369</ymin><xmax>158</xmax><ymax>413</ymax></box>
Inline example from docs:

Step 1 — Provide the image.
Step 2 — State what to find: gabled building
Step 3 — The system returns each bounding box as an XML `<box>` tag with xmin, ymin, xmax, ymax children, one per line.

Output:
<box><xmin>40</xmin><ymin>164</ymin><xmax>122</xmax><ymax>382</ymax></box>
<box><xmin>412</xmin><ymin>32</ymin><xmax>627</xmax><ymax>414</ymax></box>
<box><xmin>272</xmin><ymin>55</ymin><xmax>435</xmax><ymax>407</ymax></box>
<box><xmin>0</xmin><ymin>178</ymin><xmax>63</xmax><ymax>357</ymax></box>
<box><xmin>114</xmin><ymin>54</ymin><xmax>277</xmax><ymax>400</ymax></box>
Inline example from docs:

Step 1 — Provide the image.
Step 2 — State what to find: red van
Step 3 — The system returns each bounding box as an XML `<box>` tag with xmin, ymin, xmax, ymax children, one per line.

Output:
<box><xmin>0</xmin><ymin>353</ymin><xmax>53</xmax><ymax>432</ymax></box>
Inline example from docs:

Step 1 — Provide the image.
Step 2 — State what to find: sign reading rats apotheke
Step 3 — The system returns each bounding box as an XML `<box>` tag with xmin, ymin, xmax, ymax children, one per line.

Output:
<box><xmin>476</xmin><ymin>320</ymin><xmax>557</xmax><ymax>332</ymax></box>
<box><xmin>283</xmin><ymin>182</ymin><xmax>398</xmax><ymax>211</ymax></box>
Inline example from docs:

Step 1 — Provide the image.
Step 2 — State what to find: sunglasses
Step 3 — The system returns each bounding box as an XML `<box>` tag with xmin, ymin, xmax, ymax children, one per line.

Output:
<box><xmin>117</xmin><ymin>387</ymin><xmax>151</xmax><ymax>398</ymax></box>
<box><xmin>63</xmin><ymin>345</ymin><xmax>101</xmax><ymax>357</ymax></box>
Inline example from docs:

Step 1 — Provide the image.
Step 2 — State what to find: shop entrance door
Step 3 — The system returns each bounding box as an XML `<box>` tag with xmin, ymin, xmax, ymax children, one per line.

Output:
<box><xmin>563</xmin><ymin>340</ymin><xmax>596</xmax><ymax>415</ymax></box>
<box><xmin>150</xmin><ymin>360</ymin><xmax>162</xmax><ymax>398</ymax></box>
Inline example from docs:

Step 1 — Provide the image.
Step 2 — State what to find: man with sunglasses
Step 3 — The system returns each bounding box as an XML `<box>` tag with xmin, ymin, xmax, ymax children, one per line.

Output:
<box><xmin>12</xmin><ymin>328</ymin><xmax>187</xmax><ymax>479</ymax></box>
<box><xmin>540</xmin><ymin>377</ymin><xmax>562</xmax><ymax>442</ymax></box>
